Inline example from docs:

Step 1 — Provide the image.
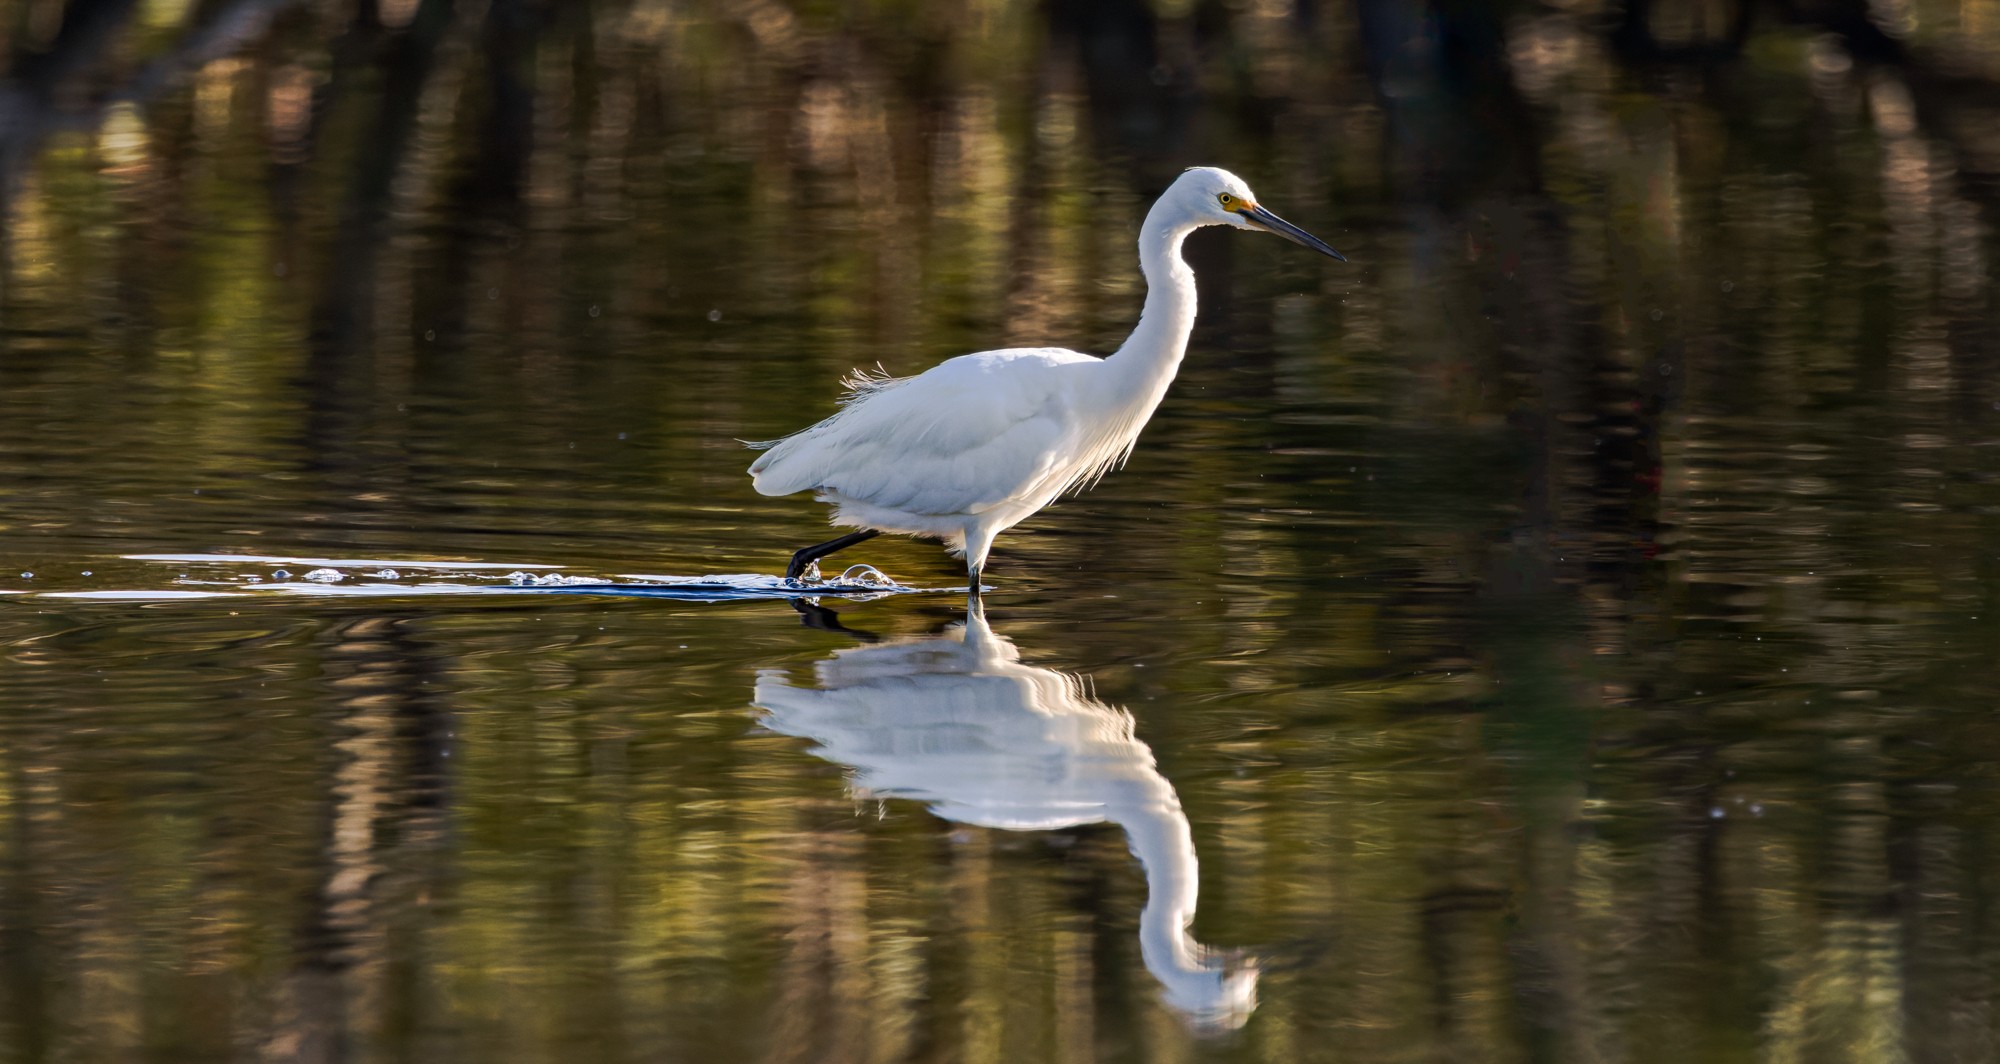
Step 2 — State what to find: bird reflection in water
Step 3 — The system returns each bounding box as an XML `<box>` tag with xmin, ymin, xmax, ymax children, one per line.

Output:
<box><xmin>754</xmin><ymin>603</ymin><xmax>1257</xmax><ymax>1030</ymax></box>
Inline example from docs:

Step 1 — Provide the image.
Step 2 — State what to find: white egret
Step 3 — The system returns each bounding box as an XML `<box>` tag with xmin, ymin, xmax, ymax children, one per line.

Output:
<box><xmin>748</xmin><ymin>166</ymin><xmax>1345</xmax><ymax>589</ymax></box>
<box><xmin>754</xmin><ymin>603</ymin><xmax>1258</xmax><ymax>1029</ymax></box>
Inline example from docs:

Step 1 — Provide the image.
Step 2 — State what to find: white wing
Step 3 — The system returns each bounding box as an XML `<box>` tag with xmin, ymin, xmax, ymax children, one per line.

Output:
<box><xmin>748</xmin><ymin>347</ymin><xmax>1100</xmax><ymax>516</ymax></box>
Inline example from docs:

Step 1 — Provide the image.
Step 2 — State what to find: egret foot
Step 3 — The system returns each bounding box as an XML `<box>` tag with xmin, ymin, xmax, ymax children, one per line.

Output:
<box><xmin>786</xmin><ymin>528</ymin><xmax>881</xmax><ymax>582</ymax></box>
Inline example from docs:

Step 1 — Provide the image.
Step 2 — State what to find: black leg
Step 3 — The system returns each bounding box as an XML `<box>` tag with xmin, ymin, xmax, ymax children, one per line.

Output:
<box><xmin>787</xmin><ymin>528</ymin><xmax>881</xmax><ymax>580</ymax></box>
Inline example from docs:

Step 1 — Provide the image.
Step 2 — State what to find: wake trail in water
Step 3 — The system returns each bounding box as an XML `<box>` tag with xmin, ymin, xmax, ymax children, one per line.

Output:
<box><xmin>17</xmin><ymin>555</ymin><xmax>935</xmax><ymax>602</ymax></box>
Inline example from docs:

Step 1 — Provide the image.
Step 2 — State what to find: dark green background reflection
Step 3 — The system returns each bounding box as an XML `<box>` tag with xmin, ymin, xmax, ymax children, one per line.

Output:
<box><xmin>2</xmin><ymin>0</ymin><xmax>1999</xmax><ymax>1060</ymax></box>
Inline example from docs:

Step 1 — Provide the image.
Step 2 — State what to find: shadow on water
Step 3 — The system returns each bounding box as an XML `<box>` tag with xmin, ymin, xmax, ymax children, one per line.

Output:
<box><xmin>754</xmin><ymin>601</ymin><xmax>1258</xmax><ymax>1032</ymax></box>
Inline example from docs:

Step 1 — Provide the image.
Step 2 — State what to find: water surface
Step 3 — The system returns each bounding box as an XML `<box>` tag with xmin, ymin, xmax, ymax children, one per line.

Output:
<box><xmin>4</xmin><ymin>1</ymin><xmax>2000</xmax><ymax>1061</ymax></box>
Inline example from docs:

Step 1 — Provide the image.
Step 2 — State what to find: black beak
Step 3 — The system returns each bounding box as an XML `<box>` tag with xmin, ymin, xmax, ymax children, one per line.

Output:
<box><xmin>1240</xmin><ymin>204</ymin><xmax>1346</xmax><ymax>261</ymax></box>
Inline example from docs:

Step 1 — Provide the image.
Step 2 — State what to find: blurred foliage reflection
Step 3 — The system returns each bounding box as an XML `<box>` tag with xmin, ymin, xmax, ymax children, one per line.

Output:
<box><xmin>2</xmin><ymin>0</ymin><xmax>2000</xmax><ymax>1060</ymax></box>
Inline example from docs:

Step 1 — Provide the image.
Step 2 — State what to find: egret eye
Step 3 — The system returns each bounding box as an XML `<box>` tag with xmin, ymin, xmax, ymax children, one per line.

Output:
<box><xmin>1217</xmin><ymin>192</ymin><xmax>1235</xmax><ymax>208</ymax></box>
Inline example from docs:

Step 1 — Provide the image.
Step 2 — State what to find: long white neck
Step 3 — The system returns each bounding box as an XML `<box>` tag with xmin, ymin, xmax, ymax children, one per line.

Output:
<box><xmin>1106</xmin><ymin>199</ymin><xmax>1199</xmax><ymax>392</ymax></box>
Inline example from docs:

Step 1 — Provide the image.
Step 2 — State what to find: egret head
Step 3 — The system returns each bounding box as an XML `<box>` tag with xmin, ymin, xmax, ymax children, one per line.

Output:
<box><xmin>1172</xmin><ymin>166</ymin><xmax>1346</xmax><ymax>261</ymax></box>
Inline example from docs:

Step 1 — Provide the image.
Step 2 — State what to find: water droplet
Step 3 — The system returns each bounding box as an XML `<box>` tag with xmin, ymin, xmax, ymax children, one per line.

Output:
<box><xmin>18</xmin><ymin>572</ymin><xmax>30</xmax><ymax>579</ymax></box>
<box><xmin>837</xmin><ymin>563</ymin><xmax>896</xmax><ymax>587</ymax></box>
<box><xmin>1709</xmin><ymin>807</ymin><xmax>1725</xmax><ymax>819</ymax></box>
<box><xmin>80</xmin><ymin>571</ymin><xmax>90</xmax><ymax>576</ymax></box>
<box><xmin>589</xmin><ymin>305</ymin><xmax>600</xmax><ymax>317</ymax></box>
<box><xmin>373</xmin><ymin>569</ymin><xmax>400</xmax><ymax>580</ymax></box>
<box><xmin>707</xmin><ymin>308</ymin><xmax>722</xmax><ymax>322</ymax></box>
<box><xmin>487</xmin><ymin>287</ymin><xmax>499</xmax><ymax>300</ymax></box>
<box><xmin>272</xmin><ymin>569</ymin><xmax>291</xmax><ymax>580</ymax></box>
<box><xmin>303</xmin><ymin>568</ymin><xmax>344</xmax><ymax>583</ymax></box>
<box><xmin>424</xmin><ymin>330</ymin><xmax>435</xmax><ymax>341</ymax></box>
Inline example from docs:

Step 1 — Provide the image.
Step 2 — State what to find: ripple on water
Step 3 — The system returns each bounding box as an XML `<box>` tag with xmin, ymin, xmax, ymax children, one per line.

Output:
<box><xmin>18</xmin><ymin>554</ymin><xmax>942</xmax><ymax>602</ymax></box>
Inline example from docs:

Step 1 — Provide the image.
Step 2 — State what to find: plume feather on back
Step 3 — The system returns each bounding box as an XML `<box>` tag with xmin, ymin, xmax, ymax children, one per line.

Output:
<box><xmin>747</xmin><ymin>347</ymin><xmax>1152</xmax><ymax>517</ymax></box>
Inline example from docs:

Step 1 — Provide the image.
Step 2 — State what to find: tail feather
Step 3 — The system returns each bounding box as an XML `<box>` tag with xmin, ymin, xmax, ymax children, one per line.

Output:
<box><xmin>747</xmin><ymin>434</ymin><xmax>809</xmax><ymax>493</ymax></box>
<box><xmin>746</xmin><ymin>363</ymin><xmax>909</xmax><ymax>494</ymax></box>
